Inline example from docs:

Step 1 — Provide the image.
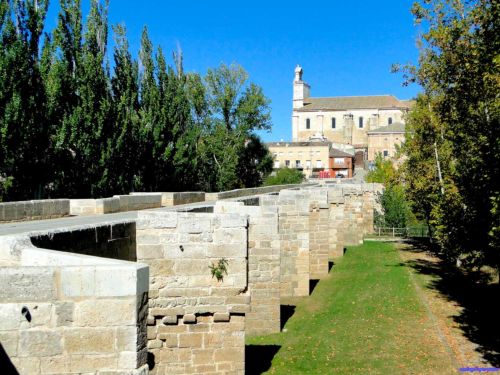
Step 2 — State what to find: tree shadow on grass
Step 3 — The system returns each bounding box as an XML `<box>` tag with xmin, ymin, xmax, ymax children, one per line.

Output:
<box><xmin>400</xmin><ymin>239</ymin><xmax>500</xmax><ymax>366</ymax></box>
<box><xmin>245</xmin><ymin>344</ymin><xmax>281</xmax><ymax>374</ymax></box>
<box><xmin>280</xmin><ymin>304</ymin><xmax>296</xmax><ymax>331</ymax></box>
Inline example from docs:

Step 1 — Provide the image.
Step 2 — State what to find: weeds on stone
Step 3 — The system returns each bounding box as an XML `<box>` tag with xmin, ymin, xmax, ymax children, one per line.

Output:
<box><xmin>209</xmin><ymin>258</ymin><xmax>228</xmax><ymax>282</ymax></box>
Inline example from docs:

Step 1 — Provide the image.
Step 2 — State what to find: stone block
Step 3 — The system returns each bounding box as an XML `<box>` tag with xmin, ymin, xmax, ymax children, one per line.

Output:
<box><xmin>55</xmin><ymin>301</ymin><xmax>74</xmax><ymax>326</ymax></box>
<box><xmin>161</xmin><ymin>315</ymin><xmax>178</xmax><ymax>325</ymax></box>
<box><xmin>213</xmin><ymin>228</ymin><xmax>246</xmax><ymax>244</ymax></box>
<box><xmin>69</xmin><ymin>354</ymin><xmax>118</xmax><ymax>373</ymax></box>
<box><xmin>61</xmin><ymin>267</ymin><xmax>96</xmax><ymax>297</ymax></box>
<box><xmin>178</xmin><ymin>218</ymin><xmax>211</xmax><ymax>234</ymax></box>
<box><xmin>219</xmin><ymin>213</ymin><xmax>247</xmax><ymax>228</ymax></box>
<box><xmin>74</xmin><ymin>299</ymin><xmax>136</xmax><ymax>326</ymax></box>
<box><xmin>19</xmin><ymin>330</ymin><xmax>63</xmax><ymax>357</ymax></box>
<box><xmin>95</xmin><ymin>266</ymin><xmax>140</xmax><ymax>297</ymax></box>
<box><xmin>213</xmin><ymin>312</ymin><xmax>230</xmax><ymax>322</ymax></box>
<box><xmin>0</xmin><ymin>268</ymin><xmax>56</xmax><ymax>302</ymax></box>
<box><xmin>178</xmin><ymin>333</ymin><xmax>202</xmax><ymax>348</ymax></box>
<box><xmin>137</xmin><ymin>212</ymin><xmax>177</xmax><ymax>229</ymax></box>
<box><xmin>116</xmin><ymin>326</ymin><xmax>138</xmax><ymax>352</ymax></box>
<box><xmin>40</xmin><ymin>356</ymin><xmax>70</xmax><ymax>374</ymax></box>
<box><xmin>136</xmin><ymin>244</ymin><xmax>163</xmax><ymax>259</ymax></box>
<box><xmin>0</xmin><ymin>304</ymin><xmax>22</xmax><ymax>331</ymax></box>
<box><xmin>64</xmin><ymin>328</ymin><xmax>115</xmax><ymax>354</ymax></box>
<box><xmin>182</xmin><ymin>314</ymin><xmax>196</xmax><ymax>324</ymax></box>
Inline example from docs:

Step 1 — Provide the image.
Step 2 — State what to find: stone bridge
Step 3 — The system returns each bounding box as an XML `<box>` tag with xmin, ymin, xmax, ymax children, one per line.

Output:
<box><xmin>0</xmin><ymin>182</ymin><xmax>382</xmax><ymax>375</ymax></box>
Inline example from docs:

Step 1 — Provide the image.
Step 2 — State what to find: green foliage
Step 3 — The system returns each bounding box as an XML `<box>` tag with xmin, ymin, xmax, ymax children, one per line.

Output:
<box><xmin>0</xmin><ymin>0</ymin><xmax>273</xmax><ymax>200</ymax></box>
<box><xmin>397</xmin><ymin>0</ymin><xmax>500</xmax><ymax>270</ymax></box>
<box><xmin>209</xmin><ymin>258</ymin><xmax>228</xmax><ymax>282</ymax></box>
<box><xmin>263</xmin><ymin>168</ymin><xmax>305</xmax><ymax>186</ymax></box>
<box><xmin>366</xmin><ymin>153</ymin><xmax>396</xmax><ymax>184</ymax></box>
<box><xmin>376</xmin><ymin>184</ymin><xmax>412</xmax><ymax>228</ymax></box>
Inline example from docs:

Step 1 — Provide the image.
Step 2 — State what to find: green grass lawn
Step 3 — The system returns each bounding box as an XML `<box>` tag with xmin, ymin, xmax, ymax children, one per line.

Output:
<box><xmin>246</xmin><ymin>241</ymin><xmax>455</xmax><ymax>374</ymax></box>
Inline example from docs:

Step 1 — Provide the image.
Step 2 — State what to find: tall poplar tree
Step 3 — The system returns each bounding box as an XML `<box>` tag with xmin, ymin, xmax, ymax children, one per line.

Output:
<box><xmin>0</xmin><ymin>0</ymin><xmax>50</xmax><ymax>200</ymax></box>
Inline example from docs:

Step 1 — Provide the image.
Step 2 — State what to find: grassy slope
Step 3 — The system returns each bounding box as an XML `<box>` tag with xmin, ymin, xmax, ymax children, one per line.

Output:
<box><xmin>247</xmin><ymin>241</ymin><xmax>455</xmax><ymax>374</ymax></box>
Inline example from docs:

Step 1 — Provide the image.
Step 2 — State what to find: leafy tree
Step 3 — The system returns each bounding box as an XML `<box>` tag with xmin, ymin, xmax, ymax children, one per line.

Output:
<box><xmin>264</xmin><ymin>168</ymin><xmax>304</xmax><ymax>186</ymax></box>
<box><xmin>376</xmin><ymin>184</ymin><xmax>411</xmax><ymax>228</ymax></box>
<box><xmin>399</xmin><ymin>0</ymin><xmax>499</xmax><ymax>270</ymax></box>
<box><xmin>199</xmin><ymin>63</ymin><xmax>272</xmax><ymax>191</ymax></box>
<box><xmin>366</xmin><ymin>153</ymin><xmax>397</xmax><ymax>185</ymax></box>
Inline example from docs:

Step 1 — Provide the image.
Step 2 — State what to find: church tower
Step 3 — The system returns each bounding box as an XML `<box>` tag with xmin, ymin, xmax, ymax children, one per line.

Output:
<box><xmin>293</xmin><ymin>65</ymin><xmax>310</xmax><ymax>109</ymax></box>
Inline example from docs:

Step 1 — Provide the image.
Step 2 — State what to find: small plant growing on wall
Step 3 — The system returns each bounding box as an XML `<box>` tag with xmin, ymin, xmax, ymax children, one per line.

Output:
<box><xmin>209</xmin><ymin>258</ymin><xmax>228</xmax><ymax>282</ymax></box>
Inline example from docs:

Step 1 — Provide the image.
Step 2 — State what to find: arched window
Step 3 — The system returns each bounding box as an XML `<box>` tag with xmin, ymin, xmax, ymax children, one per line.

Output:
<box><xmin>358</xmin><ymin>116</ymin><xmax>364</xmax><ymax>128</ymax></box>
<box><xmin>388</xmin><ymin>117</ymin><xmax>393</xmax><ymax>125</ymax></box>
<box><xmin>331</xmin><ymin>117</ymin><xmax>336</xmax><ymax>129</ymax></box>
<box><xmin>306</xmin><ymin>118</ymin><xmax>311</xmax><ymax>129</ymax></box>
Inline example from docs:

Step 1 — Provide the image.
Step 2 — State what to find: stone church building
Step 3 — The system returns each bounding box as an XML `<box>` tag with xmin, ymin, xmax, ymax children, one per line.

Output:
<box><xmin>291</xmin><ymin>65</ymin><xmax>413</xmax><ymax>162</ymax></box>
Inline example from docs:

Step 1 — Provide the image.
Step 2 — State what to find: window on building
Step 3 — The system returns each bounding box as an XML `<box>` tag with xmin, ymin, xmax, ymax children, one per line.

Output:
<box><xmin>383</xmin><ymin>150</ymin><xmax>389</xmax><ymax>157</ymax></box>
<box><xmin>388</xmin><ymin>117</ymin><xmax>393</xmax><ymax>125</ymax></box>
<box><xmin>359</xmin><ymin>116</ymin><xmax>364</xmax><ymax>128</ymax></box>
<box><xmin>306</xmin><ymin>118</ymin><xmax>310</xmax><ymax>129</ymax></box>
<box><xmin>295</xmin><ymin>160</ymin><xmax>301</xmax><ymax>168</ymax></box>
<box><xmin>316</xmin><ymin>160</ymin><xmax>322</xmax><ymax>168</ymax></box>
<box><xmin>285</xmin><ymin>160</ymin><xmax>290</xmax><ymax>167</ymax></box>
<box><xmin>306</xmin><ymin>160</ymin><xmax>311</xmax><ymax>169</ymax></box>
<box><xmin>273</xmin><ymin>161</ymin><xmax>280</xmax><ymax>168</ymax></box>
<box><xmin>334</xmin><ymin>157</ymin><xmax>344</xmax><ymax>164</ymax></box>
<box><xmin>331</xmin><ymin>117</ymin><xmax>336</xmax><ymax>129</ymax></box>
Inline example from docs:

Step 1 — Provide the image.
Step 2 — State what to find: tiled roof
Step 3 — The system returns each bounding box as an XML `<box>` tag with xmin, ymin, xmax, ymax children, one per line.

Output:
<box><xmin>367</xmin><ymin>122</ymin><xmax>406</xmax><ymax>134</ymax></box>
<box><xmin>296</xmin><ymin>95</ymin><xmax>412</xmax><ymax>111</ymax></box>
<box><xmin>329</xmin><ymin>148</ymin><xmax>354</xmax><ymax>158</ymax></box>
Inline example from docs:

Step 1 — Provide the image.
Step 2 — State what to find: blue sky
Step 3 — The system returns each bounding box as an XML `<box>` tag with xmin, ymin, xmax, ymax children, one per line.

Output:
<box><xmin>45</xmin><ymin>1</ymin><xmax>422</xmax><ymax>142</ymax></box>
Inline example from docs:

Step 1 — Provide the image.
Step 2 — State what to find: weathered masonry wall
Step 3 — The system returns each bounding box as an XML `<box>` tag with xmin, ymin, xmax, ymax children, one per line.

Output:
<box><xmin>0</xmin><ymin>238</ymin><xmax>148</xmax><ymax>375</ymax></box>
<box><xmin>71</xmin><ymin>194</ymin><xmax>162</xmax><ymax>216</ymax></box>
<box><xmin>278</xmin><ymin>189</ymin><xmax>310</xmax><ymax>297</ymax></box>
<box><xmin>306</xmin><ymin>188</ymin><xmax>330</xmax><ymax>279</ymax></box>
<box><xmin>0</xmin><ymin>199</ymin><xmax>69</xmax><ymax>222</ymax></box>
<box><xmin>214</xmin><ymin>198</ymin><xmax>281</xmax><ymax>336</ymax></box>
<box><xmin>136</xmin><ymin>211</ymin><xmax>248</xmax><ymax>375</ymax></box>
<box><xmin>327</xmin><ymin>188</ymin><xmax>346</xmax><ymax>258</ymax></box>
<box><xmin>0</xmin><ymin>182</ymin><xmax>380</xmax><ymax>375</ymax></box>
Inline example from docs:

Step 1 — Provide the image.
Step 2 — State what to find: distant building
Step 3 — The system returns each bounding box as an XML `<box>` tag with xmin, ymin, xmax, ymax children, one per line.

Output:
<box><xmin>266</xmin><ymin>141</ymin><xmax>354</xmax><ymax>178</ymax></box>
<box><xmin>291</xmin><ymin>65</ymin><xmax>412</xmax><ymax>163</ymax></box>
<box><xmin>367</xmin><ymin>122</ymin><xmax>405</xmax><ymax>161</ymax></box>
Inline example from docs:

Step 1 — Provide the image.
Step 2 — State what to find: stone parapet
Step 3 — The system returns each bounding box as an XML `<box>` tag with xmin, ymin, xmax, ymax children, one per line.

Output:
<box><xmin>0</xmin><ymin>236</ymin><xmax>149</xmax><ymax>375</ymax></box>
<box><xmin>0</xmin><ymin>199</ymin><xmax>70</xmax><ymax>222</ymax></box>
<box><xmin>132</xmin><ymin>192</ymin><xmax>206</xmax><ymax>207</ymax></box>
<box><xmin>204</xmin><ymin>183</ymin><xmax>314</xmax><ymax>201</ymax></box>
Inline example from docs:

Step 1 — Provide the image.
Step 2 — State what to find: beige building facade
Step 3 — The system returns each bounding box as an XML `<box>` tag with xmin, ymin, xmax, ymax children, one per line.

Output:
<box><xmin>291</xmin><ymin>65</ymin><xmax>412</xmax><ymax>161</ymax></box>
<box><xmin>268</xmin><ymin>141</ymin><xmax>330</xmax><ymax>177</ymax></box>
<box><xmin>367</xmin><ymin>122</ymin><xmax>405</xmax><ymax>161</ymax></box>
<box><xmin>267</xmin><ymin>141</ymin><xmax>354</xmax><ymax>178</ymax></box>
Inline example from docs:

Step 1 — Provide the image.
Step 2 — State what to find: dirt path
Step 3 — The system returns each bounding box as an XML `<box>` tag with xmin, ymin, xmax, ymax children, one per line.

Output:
<box><xmin>398</xmin><ymin>242</ymin><xmax>494</xmax><ymax>370</ymax></box>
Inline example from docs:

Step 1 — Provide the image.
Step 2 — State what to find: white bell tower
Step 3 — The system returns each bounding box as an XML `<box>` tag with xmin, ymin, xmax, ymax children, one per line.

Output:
<box><xmin>293</xmin><ymin>65</ymin><xmax>310</xmax><ymax>109</ymax></box>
